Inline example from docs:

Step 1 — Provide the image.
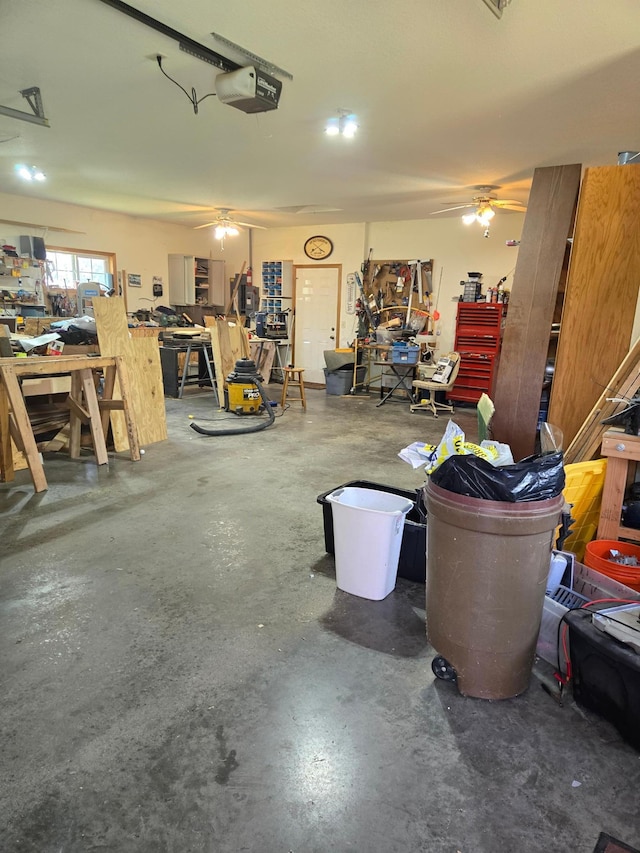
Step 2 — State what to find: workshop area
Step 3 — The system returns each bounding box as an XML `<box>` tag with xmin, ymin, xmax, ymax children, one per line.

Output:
<box><xmin>3</xmin><ymin>2</ymin><xmax>640</xmax><ymax>853</ymax></box>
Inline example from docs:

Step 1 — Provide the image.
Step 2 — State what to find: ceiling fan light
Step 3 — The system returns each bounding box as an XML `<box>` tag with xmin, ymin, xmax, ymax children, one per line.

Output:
<box><xmin>480</xmin><ymin>207</ymin><xmax>495</xmax><ymax>221</ymax></box>
<box><xmin>214</xmin><ymin>225</ymin><xmax>226</xmax><ymax>240</ymax></box>
<box><xmin>227</xmin><ymin>226</ymin><xmax>239</xmax><ymax>236</ymax></box>
<box><xmin>462</xmin><ymin>213</ymin><xmax>476</xmax><ymax>225</ymax></box>
<box><xmin>341</xmin><ymin>117</ymin><xmax>358</xmax><ymax>138</ymax></box>
<box><xmin>325</xmin><ymin>118</ymin><xmax>340</xmax><ymax>136</ymax></box>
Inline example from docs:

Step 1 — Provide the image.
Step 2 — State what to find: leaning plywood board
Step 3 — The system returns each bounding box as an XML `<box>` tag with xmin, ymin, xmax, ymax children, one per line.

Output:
<box><xmin>93</xmin><ymin>297</ymin><xmax>167</xmax><ymax>450</ymax></box>
<box><xmin>548</xmin><ymin>165</ymin><xmax>640</xmax><ymax>446</ymax></box>
<box><xmin>204</xmin><ymin>317</ymin><xmax>249</xmax><ymax>391</ymax></box>
<box><xmin>491</xmin><ymin>164</ymin><xmax>581</xmax><ymax>462</ymax></box>
<box><xmin>130</xmin><ymin>337</ymin><xmax>167</xmax><ymax>446</ymax></box>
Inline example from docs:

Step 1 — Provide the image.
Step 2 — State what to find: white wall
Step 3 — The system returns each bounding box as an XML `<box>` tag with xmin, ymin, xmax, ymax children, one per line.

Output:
<box><xmin>0</xmin><ymin>191</ymin><xmax>248</xmax><ymax>312</ymax></box>
<box><xmin>252</xmin><ymin>214</ymin><xmax>524</xmax><ymax>352</ymax></box>
<box><xmin>0</xmin><ymin>190</ymin><xmax>525</xmax><ymax>347</ymax></box>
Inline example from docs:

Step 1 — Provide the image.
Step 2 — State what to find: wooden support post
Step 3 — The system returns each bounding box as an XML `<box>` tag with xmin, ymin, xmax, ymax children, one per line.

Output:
<box><xmin>1</xmin><ymin>366</ymin><xmax>48</xmax><ymax>492</ymax></box>
<box><xmin>80</xmin><ymin>367</ymin><xmax>109</xmax><ymax>466</ymax></box>
<box><xmin>68</xmin><ymin>371</ymin><xmax>84</xmax><ymax>459</ymax></box>
<box><xmin>597</xmin><ymin>431</ymin><xmax>640</xmax><ymax>542</ymax></box>
<box><xmin>0</xmin><ymin>381</ymin><xmax>14</xmax><ymax>482</ymax></box>
<box><xmin>101</xmin><ymin>364</ymin><xmax>117</xmax><ymax>438</ymax></box>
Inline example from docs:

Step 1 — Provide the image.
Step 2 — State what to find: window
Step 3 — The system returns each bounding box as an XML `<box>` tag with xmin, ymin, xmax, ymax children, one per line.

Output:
<box><xmin>46</xmin><ymin>250</ymin><xmax>112</xmax><ymax>291</ymax></box>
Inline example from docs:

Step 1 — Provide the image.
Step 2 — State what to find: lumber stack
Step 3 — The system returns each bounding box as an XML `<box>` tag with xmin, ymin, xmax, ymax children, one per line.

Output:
<box><xmin>564</xmin><ymin>339</ymin><xmax>640</xmax><ymax>464</ymax></box>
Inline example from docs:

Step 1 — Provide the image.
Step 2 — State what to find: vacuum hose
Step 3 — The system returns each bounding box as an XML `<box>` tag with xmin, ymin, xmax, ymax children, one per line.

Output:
<box><xmin>189</xmin><ymin>360</ymin><xmax>276</xmax><ymax>436</ymax></box>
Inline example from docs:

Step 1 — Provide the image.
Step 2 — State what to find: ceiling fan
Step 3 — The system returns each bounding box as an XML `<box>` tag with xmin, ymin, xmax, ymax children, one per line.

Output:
<box><xmin>431</xmin><ymin>186</ymin><xmax>527</xmax><ymax>227</ymax></box>
<box><xmin>193</xmin><ymin>208</ymin><xmax>267</xmax><ymax>236</ymax></box>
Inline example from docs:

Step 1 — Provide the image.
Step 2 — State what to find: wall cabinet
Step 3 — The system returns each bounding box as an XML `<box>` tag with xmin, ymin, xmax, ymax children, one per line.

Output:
<box><xmin>168</xmin><ymin>255</ymin><xmax>225</xmax><ymax>307</ymax></box>
<box><xmin>450</xmin><ymin>302</ymin><xmax>505</xmax><ymax>404</ymax></box>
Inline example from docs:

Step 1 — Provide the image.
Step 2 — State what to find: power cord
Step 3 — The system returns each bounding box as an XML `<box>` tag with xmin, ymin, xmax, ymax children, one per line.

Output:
<box><xmin>156</xmin><ymin>56</ymin><xmax>216</xmax><ymax>115</ymax></box>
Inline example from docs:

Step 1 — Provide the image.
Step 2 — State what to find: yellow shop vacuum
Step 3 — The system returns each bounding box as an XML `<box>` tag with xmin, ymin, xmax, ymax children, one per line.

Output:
<box><xmin>225</xmin><ymin>358</ymin><xmax>264</xmax><ymax>414</ymax></box>
<box><xmin>190</xmin><ymin>358</ymin><xmax>276</xmax><ymax>436</ymax></box>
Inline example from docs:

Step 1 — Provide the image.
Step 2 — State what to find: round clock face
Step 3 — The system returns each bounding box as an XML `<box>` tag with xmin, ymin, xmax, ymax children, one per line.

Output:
<box><xmin>304</xmin><ymin>235</ymin><xmax>333</xmax><ymax>260</ymax></box>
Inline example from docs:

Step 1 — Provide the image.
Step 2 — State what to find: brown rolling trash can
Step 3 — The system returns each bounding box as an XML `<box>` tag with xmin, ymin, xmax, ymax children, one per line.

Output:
<box><xmin>425</xmin><ymin>479</ymin><xmax>564</xmax><ymax>700</ymax></box>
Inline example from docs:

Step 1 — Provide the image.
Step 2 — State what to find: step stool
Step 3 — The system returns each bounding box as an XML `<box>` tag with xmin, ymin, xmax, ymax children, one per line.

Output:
<box><xmin>281</xmin><ymin>367</ymin><xmax>306</xmax><ymax>410</ymax></box>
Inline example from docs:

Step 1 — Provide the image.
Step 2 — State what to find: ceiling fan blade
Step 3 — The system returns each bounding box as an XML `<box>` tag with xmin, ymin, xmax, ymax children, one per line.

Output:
<box><xmin>431</xmin><ymin>204</ymin><xmax>476</xmax><ymax>215</ymax></box>
<box><xmin>491</xmin><ymin>200</ymin><xmax>527</xmax><ymax>209</ymax></box>
<box><xmin>193</xmin><ymin>222</ymin><xmax>217</xmax><ymax>230</ymax></box>
<box><xmin>233</xmin><ymin>220</ymin><xmax>268</xmax><ymax>230</ymax></box>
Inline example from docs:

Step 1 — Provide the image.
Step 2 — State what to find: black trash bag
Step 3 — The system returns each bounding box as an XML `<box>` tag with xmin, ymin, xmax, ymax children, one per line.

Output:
<box><xmin>54</xmin><ymin>326</ymin><xmax>98</xmax><ymax>345</ymax></box>
<box><xmin>430</xmin><ymin>451</ymin><xmax>565</xmax><ymax>502</ymax></box>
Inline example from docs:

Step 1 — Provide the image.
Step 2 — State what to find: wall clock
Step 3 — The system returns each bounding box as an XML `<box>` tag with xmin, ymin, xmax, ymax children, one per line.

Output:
<box><xmin>304</xmin><ymin>235</ymin><xmax>333</xmax><ymax>260</ymax></box>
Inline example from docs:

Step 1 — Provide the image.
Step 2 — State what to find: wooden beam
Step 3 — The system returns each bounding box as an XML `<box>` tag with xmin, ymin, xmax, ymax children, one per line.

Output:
<box><xmin>68</xmin><ymin>372</ymin><xmax>83</xmax><ymax>459</ymax></box>
<box><xmin>98</xmin><ymin>399</ymin><xmax>125</xmax><ymax>411</ymax></box>
<box><xmin>67</xmin><ymin>396</ymin><xmax>90</xmax><ymax>423</ymax></box>
<box><xmin>0</xmin><ymin>355</ymin><xmax>119</xmax><ymax>375</ymax></box>
<box><xmin>491</xmin><ymin>164</ymin><xmax>582</xmax><ymax>461</ymax></box>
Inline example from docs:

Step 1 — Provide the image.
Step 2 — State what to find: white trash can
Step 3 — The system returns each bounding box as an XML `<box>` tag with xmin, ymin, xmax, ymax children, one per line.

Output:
<box><xmin>326</xmin><ymin>487</ymin><xmax>414</xmax><ymax>600</ymax></box>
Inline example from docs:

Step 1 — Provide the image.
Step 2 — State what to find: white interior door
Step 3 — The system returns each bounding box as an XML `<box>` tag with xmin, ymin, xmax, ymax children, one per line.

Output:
<box><xmin>294</xmin><ymin>267</ymin><xmax>339</xmax><ymax>384</ymax></box>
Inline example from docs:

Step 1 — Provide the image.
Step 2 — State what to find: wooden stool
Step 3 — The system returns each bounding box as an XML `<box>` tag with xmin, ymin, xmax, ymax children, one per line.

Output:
<box><xmin>281</xmin><ymin>367</ymin><xmax>306</xmax><ymax>410</ymax></box>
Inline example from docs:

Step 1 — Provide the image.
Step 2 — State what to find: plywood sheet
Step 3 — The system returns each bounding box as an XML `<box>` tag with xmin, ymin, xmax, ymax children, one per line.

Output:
<box><xmin>491</xmin><ymin>164</ymin><xmax>582</xmax><ymax>461</ymax></box>
<box><xmin>204</xmin><ymin>317</ymin><xmax>249</xmax><ymax>391</ymax></box>
<box><xmin>93</xmin><ymin>297</ymin><xmax>167</xmax><ymax>449</ymax></box>
<box><xmin>130</xmin><ymin>337</ymin><xmax>167</xmax><ymax>446</ymax></box>
<box><xmin>548</xmin><ymin>165</ymin><xmax>640</xmax><ymax>446</ymax></box>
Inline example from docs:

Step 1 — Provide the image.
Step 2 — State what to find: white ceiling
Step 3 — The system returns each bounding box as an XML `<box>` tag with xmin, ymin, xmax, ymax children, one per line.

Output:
<box><xmin>1</xmin><ymin>0</ymin><xmax>639</xmax><ymax>231</ymax></box>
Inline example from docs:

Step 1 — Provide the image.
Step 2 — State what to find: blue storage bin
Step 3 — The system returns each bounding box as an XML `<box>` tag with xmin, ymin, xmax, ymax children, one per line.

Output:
<box><xmin>391</xmin><ymin>343</ymin><xmax>420</xmax><ymax>364</ymax></box>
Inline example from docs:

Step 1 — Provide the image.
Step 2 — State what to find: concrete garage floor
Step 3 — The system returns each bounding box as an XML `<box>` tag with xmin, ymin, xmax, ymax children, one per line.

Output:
<box><xmin>1</xmin><ymin>384</ymin><xmax>640</xmax><ymax>853</ymax></box>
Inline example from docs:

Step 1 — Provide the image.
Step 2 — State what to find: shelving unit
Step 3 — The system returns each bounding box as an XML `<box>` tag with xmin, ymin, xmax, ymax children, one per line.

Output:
<box><xmin>450</xmin><ymin>302</ymin><xmax>505</xmax><ymax>404</ymax></box>
<box><xmin>194</xmin><ymin>258</ymin><xmax>210</xmax><ymax>304</ymax></box>
<box><xmin>260</xmin><ymin>260</ymin><xmax>292</xmax><ymax>314</ymax></box>
<box><xmin>168</xmin><ymin>255</ymin><xmax>225</xmax><ymax>307</ymax></box>
<box><xmin>260</xmin><ymin>260</ymin><xmax>292</xmax><ymax>338</ymax></box>
<box><xmin>0</xmin><ymin>251</ymin><xmax>46</xmax><ymax>319</ymax></box>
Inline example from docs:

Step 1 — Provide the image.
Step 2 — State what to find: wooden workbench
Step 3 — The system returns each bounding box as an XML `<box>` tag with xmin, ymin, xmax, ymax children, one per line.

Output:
<box><xmin>0</xmin><ymin>354</ymin><xmax>140</xmax><ymax>493</ymax></box>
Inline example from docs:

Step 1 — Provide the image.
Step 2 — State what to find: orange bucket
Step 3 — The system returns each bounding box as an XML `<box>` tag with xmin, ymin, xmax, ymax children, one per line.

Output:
<box><xmin>584</xmin><ymin>539</ymin><xmax>640</xmax><ymax>591</ymax></box>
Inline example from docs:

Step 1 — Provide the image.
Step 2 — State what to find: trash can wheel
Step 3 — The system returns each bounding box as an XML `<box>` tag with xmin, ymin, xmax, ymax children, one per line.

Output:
<box><xmin>432</xmin><ymin>655</ymin><xmax>457</xmax><ymax>682</ymax></box>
